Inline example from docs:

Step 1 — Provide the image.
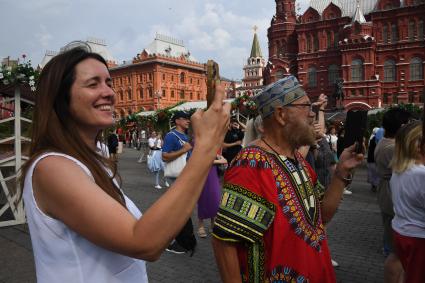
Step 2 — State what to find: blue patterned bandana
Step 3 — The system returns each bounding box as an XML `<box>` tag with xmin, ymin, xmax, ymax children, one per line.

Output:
<box><xmin>254</xmin><ymin>76</ymin><xmax>306</xmax><ymax>118</ymax></box>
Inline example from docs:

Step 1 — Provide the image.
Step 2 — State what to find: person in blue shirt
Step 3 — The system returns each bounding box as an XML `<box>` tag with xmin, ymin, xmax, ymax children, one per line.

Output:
<box><xmin>162</xmin><ymin>111</ymin><xmax>192</xmax><ymax>161</ymax></box>
<box><xmin>162</xmin><ymin>111</ymin><xmax>193</xmax><ymax>254</ymax></box>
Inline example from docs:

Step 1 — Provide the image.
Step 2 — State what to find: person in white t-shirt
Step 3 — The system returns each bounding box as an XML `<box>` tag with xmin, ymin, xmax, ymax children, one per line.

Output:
<box><xmin>147</xmin><ymin>131</ymin><xmax>168</xmax><ymax>189</ymax></box>
<box><xmin>390</xmin><ymin>121</ymin><xmax>425</xmax><ymax>282</ymax></box>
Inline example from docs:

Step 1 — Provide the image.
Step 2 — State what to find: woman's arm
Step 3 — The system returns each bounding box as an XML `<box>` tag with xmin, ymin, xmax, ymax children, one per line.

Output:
<box><xmin>33</xmin><ymin>85</ymin><xmax>231</xmax><ymax>262</ymax></box>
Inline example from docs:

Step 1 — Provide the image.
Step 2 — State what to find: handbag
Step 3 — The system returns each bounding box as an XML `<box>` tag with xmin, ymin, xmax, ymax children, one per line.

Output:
<box><xmin>164</xmin><ymin>132</ymin><xmax>188</xmax><ymax>178</ymax></box>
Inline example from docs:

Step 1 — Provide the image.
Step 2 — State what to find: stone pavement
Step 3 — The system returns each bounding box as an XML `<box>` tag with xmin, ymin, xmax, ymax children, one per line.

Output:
<box><xmin>0</xmin><ymin>148</ymin><xmax>385</xmax><ymax>282</ymax></box>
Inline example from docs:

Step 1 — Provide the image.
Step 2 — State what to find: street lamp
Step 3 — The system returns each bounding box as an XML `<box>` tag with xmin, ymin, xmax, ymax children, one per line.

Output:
<box><xmin>154</xmin><ymin>90</ymin><xmax>161</xmax><ymax>110</ymax></box>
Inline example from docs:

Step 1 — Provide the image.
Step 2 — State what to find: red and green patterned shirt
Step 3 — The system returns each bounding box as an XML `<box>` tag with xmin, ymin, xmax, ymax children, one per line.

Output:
<box><xmin>212</xmin><ymin>146</ymin><xmax>335</xmax><ymax>283</ymax></box>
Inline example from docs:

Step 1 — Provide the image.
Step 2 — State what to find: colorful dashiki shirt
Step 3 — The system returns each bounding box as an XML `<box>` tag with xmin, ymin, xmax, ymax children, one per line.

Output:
<box><xmin>212</xmin><ymin>146</ymin><xmax>335</xmax><ymax>283</ymax></box>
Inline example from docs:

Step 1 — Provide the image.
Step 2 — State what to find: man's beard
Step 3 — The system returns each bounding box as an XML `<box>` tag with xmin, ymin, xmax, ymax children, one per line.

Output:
<box><xmin>283</xmin><ymin>118</ymin><xmax>316</xmax><ymax>148</ymax></box>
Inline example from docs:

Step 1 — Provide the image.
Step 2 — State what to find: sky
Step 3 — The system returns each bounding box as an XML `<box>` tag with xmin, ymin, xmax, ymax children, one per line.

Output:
<box><xmin>1</xmin><ymin>0</ymin><xmax>309</xmax><ymax>80</ymax></box>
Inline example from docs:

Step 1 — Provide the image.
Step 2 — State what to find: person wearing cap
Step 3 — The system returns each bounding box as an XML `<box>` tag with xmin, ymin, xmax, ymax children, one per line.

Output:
<box><xmin>162</xmin><ymin>110</ymin><xmax>193</xmax><ymax>254</ymax></box>
<box><xmin>222</xmin><ymin>117</ymin><xmax>245</xmax><ymax>164</ymax></box>
<box><xmin>212</xmin><ymin>75</ymin><xmax>364</xmax><ymax>282</ymax></box>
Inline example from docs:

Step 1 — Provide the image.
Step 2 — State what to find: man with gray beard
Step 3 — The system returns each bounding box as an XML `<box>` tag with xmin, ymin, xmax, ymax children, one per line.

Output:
<box><xmin>212</xmin><ymin>76</ymin><xmax>363</xmax><ymax>283</ymax></box>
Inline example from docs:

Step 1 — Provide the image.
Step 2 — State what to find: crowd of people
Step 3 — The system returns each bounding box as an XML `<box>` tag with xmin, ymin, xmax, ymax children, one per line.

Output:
<box><xmin>18</xmin><ymin>46</ymin><xmax>424</xmax><ymax>282</ymax></box>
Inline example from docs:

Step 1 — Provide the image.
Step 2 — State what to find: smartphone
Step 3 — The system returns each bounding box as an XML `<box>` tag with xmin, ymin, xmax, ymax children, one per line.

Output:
<box><xmin>343</xmin><ymin>110</ymin><xmax>368</xmax><ymax>153</ymax></box>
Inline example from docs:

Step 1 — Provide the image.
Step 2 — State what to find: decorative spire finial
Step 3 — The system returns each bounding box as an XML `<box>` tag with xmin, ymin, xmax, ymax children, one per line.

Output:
<box><xmin>253</xmin><ymin>25</ymin><xmax>258</xmax><ymax>34</ymax></box>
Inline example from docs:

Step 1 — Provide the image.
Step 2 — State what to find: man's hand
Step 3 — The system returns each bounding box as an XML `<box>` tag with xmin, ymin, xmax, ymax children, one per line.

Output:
<box><xmin>337</xmin><ymin>143</ymin><xmax>364</xmax><ymax>175</ymax></box>
<box><xmin>182</xmin><ymin>142</ymin><xmax>193</xmax><ymax>153</ymax></box>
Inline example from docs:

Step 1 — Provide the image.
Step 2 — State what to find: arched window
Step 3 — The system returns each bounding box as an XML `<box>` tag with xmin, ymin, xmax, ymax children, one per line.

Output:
<box><xmin>313</xmin><ymin>34</ymin><xmax>319</xmax><ymax>51</ymax></box>
<box><xmin>328</xmin><ymin>64</ymin><xmax>339</xmax><ymax>85</ymax></box>
<box><xmin>148</xmin><ymin>88</ymin><xmax>153</xmax><ymax>98</ymax></box>
<box><xmin>351</xmin><ymin>59</ymin><xmax>364</xmax><ymax>81</ymax></box>
<box><xmin>410</xmin><ymin>57</ymin><xmax>423</xmax><ymax>81</ymax></box>
<box><xmin>180</xmin><ymin>72</ymin><xmax>185</xmax><ymax>83</ymax></box>
<box><xmin>306</xmin><ymin>35</ymin><xmax>312</xmax><ymax>52</ymax></box>
<box><xmin>383</xmin><ymin>25</ymin><xmax>388</xmax><ymax>43</ymax></box>
<box><xmin>384</xmin><ymin>59</ymin><xmax>396</xmax><ymax>82</ymax></box>
<box><xmin>419</xmin><ymin>20</ymin><xmax>424</xmax><ymax>40</ymax></box>
<box><xmin>308</xmin><ymin>67</ymin><xmax>317</xmax><ymax>87</ymax></box>
<box><xmin>275</xmin><ymin>70</ymin><xmax>284</xmax><ymax>80</ymax></box>
<box><xmin>139</xmin><ymin>88</ymin><xmax>143</xmax><ymax>99</ymax></box>
<box><xmin>327</xmin><ymin>31</ymin><xmax>332</xmax><ymax>48</ymax></box>
<box><xmin>408</xmin><ymin>20</ymin><xmax>416</xmax><ymax>41</ymax></box>
<box><xmin>391</xmin><ymin>23</ymin><xmax>398</xmax><ymax>43</ymax></box>
<box><xmin>333</xmin><ymin>32</ymin><xmax>339</xmax><ymax>48</ymax></box>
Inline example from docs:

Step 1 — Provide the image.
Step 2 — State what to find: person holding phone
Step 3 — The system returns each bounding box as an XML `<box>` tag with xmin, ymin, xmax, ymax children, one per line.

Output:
<box><xmin>212</xmin><ymin>76</ymin><xmax>363</xmax><ymax>282</ymax></box>
<box><xmin>20</xmin><ymin>47</ymin><xmax>230</xmax><ymax>282</ymax></box>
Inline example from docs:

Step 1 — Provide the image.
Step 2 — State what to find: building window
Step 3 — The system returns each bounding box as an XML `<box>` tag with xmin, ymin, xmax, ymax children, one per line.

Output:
<box><xmin>308</xmin><ymin>67</ymin><xmax>317</xmax><ymax>87</ymax></box>
<box><xmin>351</xmin><ymin>89</ymin><xmax>356</xmax><ymax>96</ymax></box>
<box><xmin>197</xmin><ymin>92</ymin><xmax>201</xmax><ymax>100</ymax></box>
<box><xmin>391</xmin><ymin>23</ymin><xmax>398</xmax><ymax>43</ymax></box>
<box><xmin>190</xmin><ymin>92</ymin><xmax>193</xmax><ymax>100</ymax></box>
<box><xmin>162</xmin><ymin>74</ymin><xmax>166</xmax><ymax>80</ymax></box>
<box><xmin>408</xmin><ymin>92</ymin><xmax>415</xmax><ymax>103</ymax></box>
<box><xmin>190</xmin><ymin>78</ymin><xmax>193</xmax><ymax>84</ymax></box>
<box><xmin>119</xmin><ymin>92</ymin><xmax>123</xmax><ymax>101</ymax></box>
<box><xmin>127</xmin><ymin>91</ymin><xmax>132</xmax><ymax>100</ymax></box>
<box><xmin>180</xmin><ymin>73</ymin><xmax>185</xmax><ymax>83</ymax></box>
<box><xmin>359</xmin><ymin>89</ymin><xmax>364</xmax><ymax>96</ymax></box>
<box><xmin>171</xmin><ymin>90</ymin><xmax>175</xmax><ymax>98</ymax></box>
<box><xmin>333</xmin><ymin>32</ymin><xmax>339</xmax><ymax>48</ymax></box>
<box><xmin>179</xmin><ymin>90</ymin><xmax>184</xmax><ymax>99</ymax></box>
<box><xmin>197</xmin><ymin>79</ymin><xmax>200</xmax><ymax>85</ymax></box>
<box><xmin>162</xmin><ymin>89</ymin><xmax>166</xmax><ymax>97</ymax></box>
<box><xmin>383</xmin><ymin>25</ymin><xmax>388</xmax><ymax>43</ymax></box>
<box><xmin>139</xmin><ymin>89</ymin><xmax>143</xmax><ymax>99</ymax></box>
<box><xmin>384</xmin><ymin>59</ymin><xmax>396</xmax><ymax>82</ymax></box>
<box><xmin>383</xmin><ymin>93</ymin><xmax>389</xmax><ymax>104</ymax></box>
<box><xmin>392</xmin><ymin>93</ymin><xmax>398</xmax><ymax>104</ymax></box>
<box><xmin>408</xmin><ymin>20</ymin><xmax>416</xmax><ymax>41</ymax></box>
<box><xmin>148</xmin><ymin>73</ymin><xmax>152</xmax><ymax>81</ymax></box>
<box><xmin>410</xmin><ymin>57</ymin><xmax>423</xmax><ymax>80</ymax></box>
<box><xmin>307</xmin><ymin>35</ymin><xmax>312</xmax><ymax>52</ymax></box>
<box><xmin>148</xmin><ymin>88</ymin><xmax>153</xmax><ymax>98</ymax></box>
<box><xmin>276</xmin><ymin>70</ymin><xmax>284</xmax><ymax>80</ymax></box>
<box><xmin>313</xmin><ymin>34</ymin><xmax>319</xmax><ymax>51</ymax></box>
<box><xmin>351</xmin><ymin>59</ymin><xmax>364</xmax><ymax>81</ymax></box>
<box><xmin>327</xmin><ymin>31</ymin><xmax>332</xmax><ymax>48</ymax></box>
<box><xmin>419</xmin><ymin>20</ymin><xmax>424</xmax><ymax>40</ymax></box>
<box><xmin>328</xmin><ymin>64</ymin><xmax>339</xmax><ymax>85</ymax></box>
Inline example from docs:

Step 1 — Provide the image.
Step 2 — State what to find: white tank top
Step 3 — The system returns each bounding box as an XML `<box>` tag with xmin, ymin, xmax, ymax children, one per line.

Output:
<box><xmin>23</xmin><ymin>152</ymin><xmax>148</xmax><ymax>283</ymax></box>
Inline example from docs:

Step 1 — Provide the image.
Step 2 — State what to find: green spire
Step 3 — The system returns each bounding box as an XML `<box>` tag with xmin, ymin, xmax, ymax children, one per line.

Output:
<box><xmin>250</xmin><ymin>26</ymin><xmax>262</xmax><ymax>58</ymax></box>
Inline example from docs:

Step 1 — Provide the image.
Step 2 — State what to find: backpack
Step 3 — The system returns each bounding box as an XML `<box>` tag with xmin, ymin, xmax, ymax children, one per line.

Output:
<box><xmin>175</xmin><ymin>218</ymin><xmax>197</xmax><ymax>256</ymax></box>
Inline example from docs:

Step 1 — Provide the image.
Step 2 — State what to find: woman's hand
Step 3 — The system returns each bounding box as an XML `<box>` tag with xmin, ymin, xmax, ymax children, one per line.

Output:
<box><xmin>191</xmin><ymin>83</ymin><xmax>230</xmax><ymax>157</ymax></box>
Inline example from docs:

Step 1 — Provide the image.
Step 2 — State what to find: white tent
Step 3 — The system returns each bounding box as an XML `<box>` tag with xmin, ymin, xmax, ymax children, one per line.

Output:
<box><xmin>136</xmin><ymin>99</ymin><xmax>234</xmax><ymax>116</ymax></box>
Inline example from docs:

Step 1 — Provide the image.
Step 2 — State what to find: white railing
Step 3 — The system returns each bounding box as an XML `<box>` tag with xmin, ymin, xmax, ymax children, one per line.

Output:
<box><xmin>0</xmin><ymin>86</ymin><xmax>32</xmax><ymax>227</ymax></box>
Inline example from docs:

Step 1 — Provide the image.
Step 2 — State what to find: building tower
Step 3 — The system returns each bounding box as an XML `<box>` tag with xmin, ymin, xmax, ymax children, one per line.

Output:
<box><xmin>241</xmin><ymin>26</ymin><xmax>266</xmax><ymax>96</ymax></box>
<box><xmin>264</xmin><ymin>0</ymin><xmax>298</xmax><ymax>84</ymax></box>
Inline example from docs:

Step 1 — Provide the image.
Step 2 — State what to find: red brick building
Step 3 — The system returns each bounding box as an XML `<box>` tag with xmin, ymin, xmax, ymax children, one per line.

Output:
<box><xmin>265</xmin><ymin>0</ymin><xmax>425</xmax><ymax>109</ymax></box>
<box><xmin>110</xmin><ymin>34</ymin><xmax>207</xmax><ymax>118</ymax></box>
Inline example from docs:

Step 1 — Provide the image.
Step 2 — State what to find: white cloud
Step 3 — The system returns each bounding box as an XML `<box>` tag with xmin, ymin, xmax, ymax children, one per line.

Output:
<box><xmin>0</xmin><ymin>0</ymin><xmax>312</xmax><ymax>79</ymax></box>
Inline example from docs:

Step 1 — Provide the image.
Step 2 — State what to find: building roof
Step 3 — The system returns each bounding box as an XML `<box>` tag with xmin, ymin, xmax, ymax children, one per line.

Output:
<box><xmin>144</xmin><ymin>34</ymin><xmax>197</xmax><ymax>62</ymax></box>
<box><xmin>352</xmin><ymin>2</ymin><xmax>367</xmax><ymax>23</ymax></box>
<box><xmin>250</xmin><ymin>32</ymin><xmax>263</xmax><ymax>58</ymax></box>
<box><xmin>38</xmin><ymin>37</ymin><xmax>116</xmax><ymax>68</ymax></box>
<box><xmin>309</xmin><ymin>0</ymin><xmax>378</xmax><ymax>18</ymax></box>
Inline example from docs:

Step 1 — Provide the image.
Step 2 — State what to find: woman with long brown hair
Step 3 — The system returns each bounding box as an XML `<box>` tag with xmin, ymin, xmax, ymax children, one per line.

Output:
<box><xmin>20</xmin><ymin>47</ymin><xmax>230</xmax><ymax>282</ymax></box>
